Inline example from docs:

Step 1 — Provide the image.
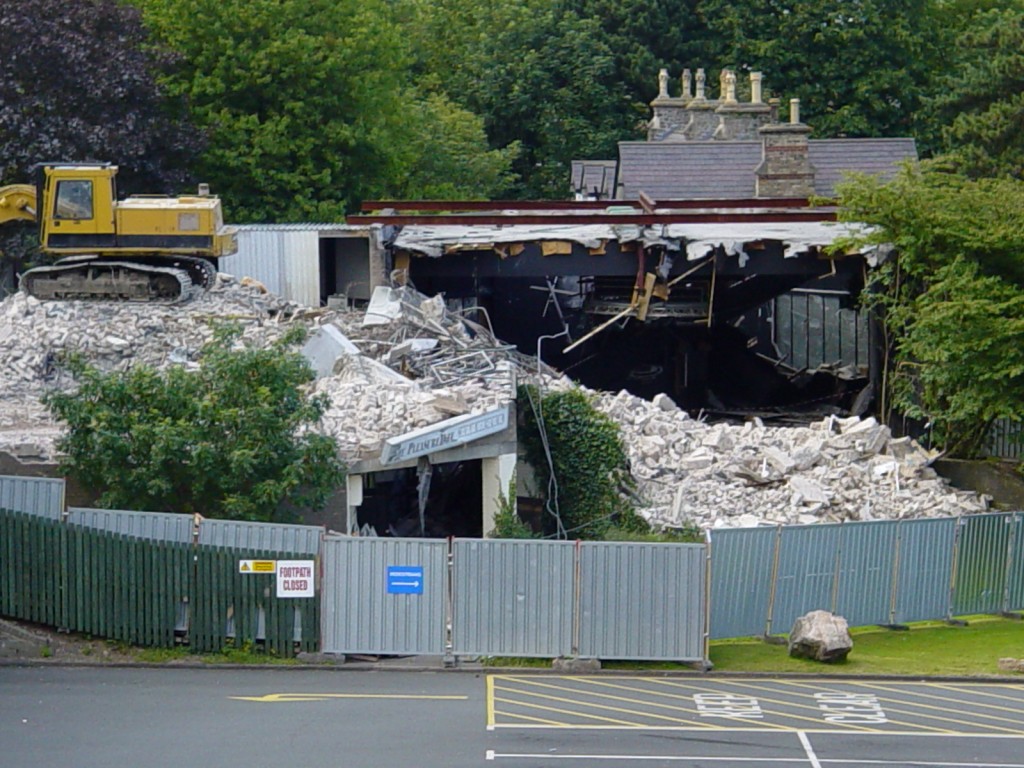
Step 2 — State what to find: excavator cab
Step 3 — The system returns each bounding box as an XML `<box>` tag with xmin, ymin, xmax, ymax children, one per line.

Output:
<box><xmin>37</xmin><ymin>164</ymin><xmax>118</xmax><ymax>251</ymax></box>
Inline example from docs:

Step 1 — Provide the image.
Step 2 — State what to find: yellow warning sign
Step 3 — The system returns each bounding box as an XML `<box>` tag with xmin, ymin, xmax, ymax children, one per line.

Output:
<box><xmin>238</xmin><ymin>559</ymin><xmax>276</xmax><ymax>574</ymax></box>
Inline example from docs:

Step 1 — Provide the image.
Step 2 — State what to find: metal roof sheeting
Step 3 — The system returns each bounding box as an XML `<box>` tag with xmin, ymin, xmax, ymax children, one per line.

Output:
<box><xmin>393</xmin><ymin>220</ymin><xmax>873</xmax><ymax>261</ymax></box>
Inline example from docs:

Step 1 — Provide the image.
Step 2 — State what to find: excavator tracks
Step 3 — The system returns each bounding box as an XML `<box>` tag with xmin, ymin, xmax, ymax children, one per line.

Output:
<box><xmin>20</xmin><ymin>255</ymin><xmax>216</xmax><ymax>303</ymax></box>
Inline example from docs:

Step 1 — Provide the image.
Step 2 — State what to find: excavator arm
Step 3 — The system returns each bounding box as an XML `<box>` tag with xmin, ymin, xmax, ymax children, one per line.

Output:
<box><xmin>0</xmin><ymin>184</ymin><xmax>38</xmax><ymax>224</ymax></box>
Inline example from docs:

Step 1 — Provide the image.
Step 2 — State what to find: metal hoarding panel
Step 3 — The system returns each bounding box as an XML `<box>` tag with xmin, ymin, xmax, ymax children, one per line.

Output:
<box><xmin>769</xmin><ymin>523</ymin><xmax>842</xmax><ymax>636</ymax></box>
<box><xmin>66</xmin><ymin>507</ymin><xmax>193</xmax><ymax>544</ymax></box>
<box><xmin>834</xmin><ymin>521</ymin><xmax>899</xmax><ymax>628</ymax></box>
<box><xmin>892</xmin><ymin>518</ymin><xmax>957</xmax><ymax>624</ymax></box>
<box><xmin>0</xmin><ymin>475</ymin><xmax>63</xmax><ymax>520</ymax></box>
<box><xmin>320</xmin><ymin>536</ymin><xmax>447</xmax><ymax>655</ymax></box>
<box><xmin>197</xmin><ymin>518</ymin><xmax>323</xmax><ymax>555</ymax></box>
<box><xmin>451</xmin><ymin>539</ymin><xmax>575</xmax><ymax>658</ymax></box>
<box><xmin>708</xmin><ymin>526</ymin><xmax>777</xmax><ymax>640</ymax></box>
<box><xmin>1008</xmin><ymin>513</ymin><xmax>1024</xmax><ymax>611</ymax></box>
<box><xmin>577</xmin><ymin>542</ymin><xmax>706</xmax><ymax>662</ymax></box>
<box><xmin>952</xmin><ymin>513</ymin><xmax>1013</xmax><ymax>616</ymax></box>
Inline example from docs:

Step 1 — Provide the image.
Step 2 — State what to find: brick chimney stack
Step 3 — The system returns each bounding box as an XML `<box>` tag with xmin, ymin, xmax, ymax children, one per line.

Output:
<box><xmin>755</xmin><ymin>98</ymin><xmax>815</xmax><ymax>198</ymax></box>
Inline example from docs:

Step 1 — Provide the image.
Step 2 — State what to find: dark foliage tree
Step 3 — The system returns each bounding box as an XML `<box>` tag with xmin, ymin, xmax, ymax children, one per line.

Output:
<box><xmin>0</xmin><ymin>0</ymin><xmax>198</xmax><ymax>192</ymax></box>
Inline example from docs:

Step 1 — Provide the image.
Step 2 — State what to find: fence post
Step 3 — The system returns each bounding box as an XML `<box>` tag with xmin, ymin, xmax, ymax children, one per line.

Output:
<box><xmin>830</xmin><ymin>521</ymin><xmax>844</xmax><ymax>614</ymax></box>
<box><xmin>1002</xmin><ymin>513</ymin><xmax>1017</xmax><ymax>616</ymax></box>
<box><xmin>572</xmin><ymin>539</ymin><xmax>582</xmax><ymax>656</ymax></box>
<box><xmin>703</xmin><ymin>530</ymin><xmax>713</xmax><ymax>665</ymax></box>
<box><xmin>444</xmin><ymin>537</ymin><xmax>455</xmax><ymax>667</ymax></box>
<box><xmin>764</xmin><ymin>524</ymin><xmax>783</xmax><ymax>638</ymax></box>
<box><xmin>887</xmin><ymin>520</ymin><xmax>903</xmax><ymax>626</ymax></box>
<box><xmin>947</xmin><ymin>517</ymin><xmax>965</xmax><ymax>622</ymax></box>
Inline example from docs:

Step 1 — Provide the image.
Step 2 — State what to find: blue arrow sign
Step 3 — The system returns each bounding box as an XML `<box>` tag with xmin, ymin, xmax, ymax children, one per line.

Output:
<box><xmin>387</xmin><ymin>566</ymin><xmax>424</xmax><ymax>595</ymax></box>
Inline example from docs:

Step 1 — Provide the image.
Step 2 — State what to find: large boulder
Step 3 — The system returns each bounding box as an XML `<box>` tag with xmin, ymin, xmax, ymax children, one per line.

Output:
<box><xmin>788</xmin><ymin>610</ymin><xmax>853</xmax><ymax>663</ymax></box>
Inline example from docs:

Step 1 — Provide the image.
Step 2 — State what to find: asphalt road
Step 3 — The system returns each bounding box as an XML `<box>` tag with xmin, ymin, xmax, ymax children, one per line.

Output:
<box><xmin>2</xmin><ymin>666</ymin><xmax>1023</xmax><ymax>768</ymax></box>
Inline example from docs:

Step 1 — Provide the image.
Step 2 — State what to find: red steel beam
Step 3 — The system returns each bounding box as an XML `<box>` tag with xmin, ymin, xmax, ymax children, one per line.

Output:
<box><xmin>359</xmin><ymin>197</ymin><xmax>825</xmax><ymax>213</ymax></box>
<box><xmin>346</xmin><ymin>210</ymin><xmax>837</xmax><ymax>226</ymax></box>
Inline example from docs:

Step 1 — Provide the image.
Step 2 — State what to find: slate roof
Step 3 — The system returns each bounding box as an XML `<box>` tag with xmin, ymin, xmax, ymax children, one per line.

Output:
<box><xmin>615</xmin><ymin>138</ymin><xmax>917</xmax><ymax>201</ymax></box>
<box><xmin>570</xmin><ymin>160</ymin><xmax>617</xmax><ymax>200</ymax></box>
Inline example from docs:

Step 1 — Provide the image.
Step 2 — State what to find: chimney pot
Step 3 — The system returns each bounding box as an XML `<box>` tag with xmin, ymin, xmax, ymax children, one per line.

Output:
<box><xmin>750</xmin><ymin>72</ymin><xmax>763</xmax><ymax>104</ymax></box>
<box><xmin>790</xmin><ymin>98</ymin><xmax>801</xmax><ymax>125</ymax></box>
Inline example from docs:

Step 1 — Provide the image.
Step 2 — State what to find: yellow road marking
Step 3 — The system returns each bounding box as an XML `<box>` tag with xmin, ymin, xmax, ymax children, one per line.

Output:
<box><xmin>501</xmin><ymin>677</ymin><xmax>704</xmax><ymax>715</ymax></box>
<box><xmin>496</xmin><ymin>685</ymin><xmax>702</xmax><ymax>727</ymax></box>
<box><xmin>493</xmin><ymin>709</ymin><xmax>576</xmax><ymax>726</ymax></box>
<box><xmin>494</xmin><ymin>694</ymin><xmax>655</xmax><ymax>727</ymax></box>
<box><xmin>486</xmin><ymin>675</ymin><xmax>495</xmax><ymax>729</ymax></box>
<box><xmin>919</xmin><ymin>681</ymin><xmax>1024</xmax><ymax>708</ymax></box>
<box><xmin>229</xmin><ymin>693</ymin><xmax>468</xmax><ymax>703</ymax></box>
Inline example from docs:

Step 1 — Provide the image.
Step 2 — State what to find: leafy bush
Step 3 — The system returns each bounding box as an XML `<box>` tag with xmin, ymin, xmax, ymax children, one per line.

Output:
<box><xmin>45</xmin><ymin>324</ymin><xmax>344</xmax><ymax>520</ymax></box>
<box><xmin>517</xmin><ymin>384</ymin><xmax>639</xmax><ymax>539</ymax></box>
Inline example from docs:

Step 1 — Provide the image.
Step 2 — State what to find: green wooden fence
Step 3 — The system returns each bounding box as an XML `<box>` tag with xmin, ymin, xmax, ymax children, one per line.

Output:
<box><xmin>0</xmin><ymin>508</ymin><xmax>319</xmax><ymax>656</ymax></box>
<box><xmin>191</xmin><ymin>545</ymin><xmax>319</xmax><ymax>655</ymax></box>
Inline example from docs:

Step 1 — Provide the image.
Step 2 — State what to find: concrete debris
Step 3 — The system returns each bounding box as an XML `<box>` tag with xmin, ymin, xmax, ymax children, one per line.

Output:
<box><xmin>589</xmin><ymin>387</ymin><xmax>989</xmax><ymax>529</ymax></box>
<box><xmin>0</xmin><ymin>276</ymin><xmax>991</xmax><ymax>530</ymax></box>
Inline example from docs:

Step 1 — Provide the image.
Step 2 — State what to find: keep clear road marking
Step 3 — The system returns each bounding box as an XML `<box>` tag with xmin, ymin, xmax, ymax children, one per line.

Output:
<box><xmin>648</xmin><ymin>679</ymin><xmax>883</xmax><ymax>733</ymax></box>
<box><xmin>229</xmin><ymin>693</ymin><xmax>468</xmax><ymax>703</ymax></box>
<box><xmin>778</xmin><ymin>679</ymin><xmax>1022</xmax><ymax>735</ymax></box>
<box><xmin>720</xmin><ymin>679</ymin><xmax>962</xmax><ymax>734</ymax></box>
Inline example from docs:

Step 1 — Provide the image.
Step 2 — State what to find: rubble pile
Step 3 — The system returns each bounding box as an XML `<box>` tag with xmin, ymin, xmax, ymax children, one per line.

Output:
<box><xmin>0</xmin><ymin>276</ymin><xmax>991</xmax><ymax>529</ymax></box>
<box><xmin>593</xmin><ymin>388</ymin><xmax>989</xmax><ymax>529</ymax></box>
<box><xmin>0</xmin><ymin>276</ymin><xmax>305</xmax><ymax>458</ymax></box>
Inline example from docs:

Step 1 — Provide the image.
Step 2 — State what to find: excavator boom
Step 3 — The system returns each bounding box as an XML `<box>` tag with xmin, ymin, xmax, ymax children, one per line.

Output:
<box><xmin>0</xmin><ymin>184</ymin><xmax>37</xmax><ymax>223</ymax></box>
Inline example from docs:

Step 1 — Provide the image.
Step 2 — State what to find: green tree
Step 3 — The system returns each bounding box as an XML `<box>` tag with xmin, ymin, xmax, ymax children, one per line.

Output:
<box><xmin>44</xmin><ymin>326</ymin><xmax>344</xmax><ymax>520</ymax></box>
<box><xmin>402</xmin><ymin>0</ymin><xmax>640</xmax><ymax>198</ymax></box>
<box><xmin>518</xmin><ymin>385</ymin><xmax>642</xmax><ymax>539</ymax></box>
<box><xmin>700</xmin><ymin>0</ymin><xmax>943</xmax><ymax>138</ymax></box>
<box><xmin>921</xmin><ymin>4</ymin><xmax>1024</xmax><ymax>178</ymax></box>
<box><xmin>139</xmin><ymin>0</ymin><xmax>412</xmax><ymax>221</ymax></box>
<box><xmin>833</xmin><ymin>166</ymin><xmax>1024</xmax><ymax>456</ymax></box>
<box><xmin>390</xmin><ymin>94</ymin><xmax>520</xmax><ymax>200</ymax></box>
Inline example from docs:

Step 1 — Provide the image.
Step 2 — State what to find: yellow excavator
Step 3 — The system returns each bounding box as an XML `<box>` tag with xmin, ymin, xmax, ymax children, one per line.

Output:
<box><xmin>0</xmin><ymin>163</ymin><xmax>237</xmax><ymax>302</ymax></box>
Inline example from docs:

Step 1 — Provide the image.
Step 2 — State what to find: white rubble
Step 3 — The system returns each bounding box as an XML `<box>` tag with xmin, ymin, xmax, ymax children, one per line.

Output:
<box><xmin>0</xmin><ymin>278</ymin><xmax>990</xmax><ymax>530</ymax></box>
<box><xmin>589</xmin><ymin>388</ymin><xmax>989</xmax><ymax>529</ymax></box>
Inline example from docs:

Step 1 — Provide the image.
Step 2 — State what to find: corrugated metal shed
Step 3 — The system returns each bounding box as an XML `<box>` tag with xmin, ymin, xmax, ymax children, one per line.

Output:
<box><xmin>219</xmin><ymin>224</ymin><xmax>375</xmax><ymax>307</ymax></box>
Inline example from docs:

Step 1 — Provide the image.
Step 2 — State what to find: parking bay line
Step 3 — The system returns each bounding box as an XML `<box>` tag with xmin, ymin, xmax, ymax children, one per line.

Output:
<box><xmin>484</xmin><ymin>752</ymin><xmax>1024</xmax><ymax>767</ymax></box>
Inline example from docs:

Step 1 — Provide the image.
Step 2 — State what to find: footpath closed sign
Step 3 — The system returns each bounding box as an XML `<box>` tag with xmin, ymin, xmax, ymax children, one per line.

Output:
<box><xmin>276</xmin><ymin>560</ymin><xmax>315</xmax><ymax>598</ymax></box>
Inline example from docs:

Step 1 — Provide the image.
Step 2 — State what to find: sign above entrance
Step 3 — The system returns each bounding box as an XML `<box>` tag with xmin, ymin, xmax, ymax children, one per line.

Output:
<box><xmin>379</xmin><ymin>406</ymin><xmax>509</xmax><ymax>465</ymax></box>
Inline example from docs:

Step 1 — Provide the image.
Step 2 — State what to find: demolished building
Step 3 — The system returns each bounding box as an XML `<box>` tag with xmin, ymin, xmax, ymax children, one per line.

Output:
<box><xmin>341</xmin><ymin>67</ymin><xmax>915</xmax><ymax>421</ymax></box>
<box><xmin>0</xmin><ymin>278</ymin><xmax>988</xmax><ymax>539</ymax></box>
